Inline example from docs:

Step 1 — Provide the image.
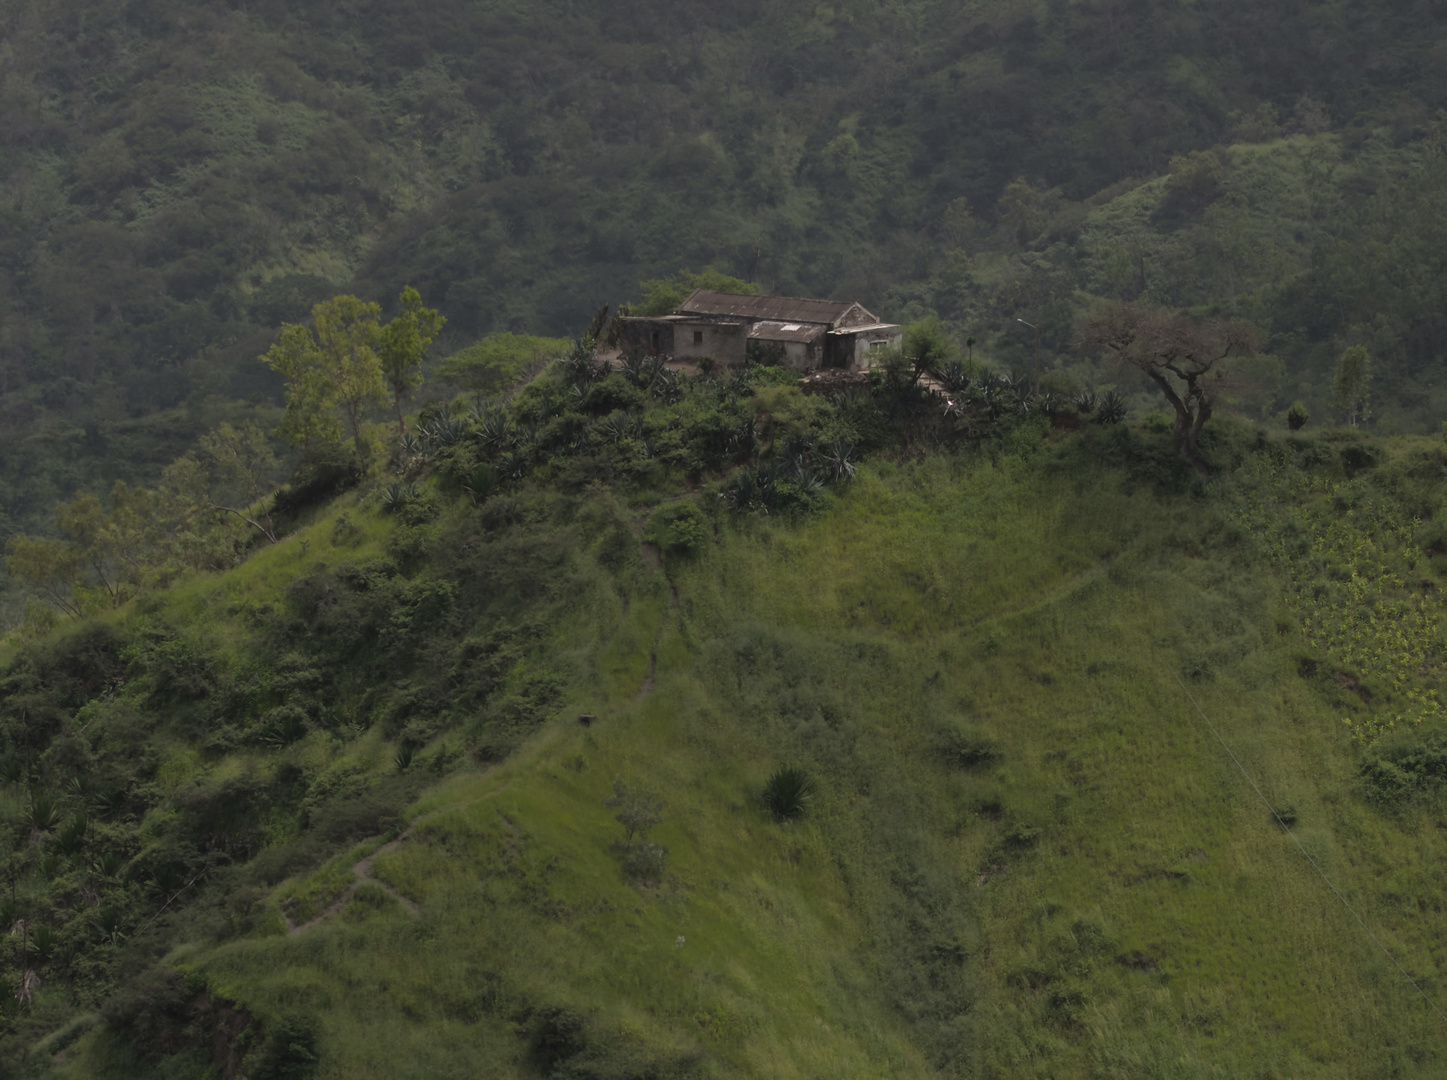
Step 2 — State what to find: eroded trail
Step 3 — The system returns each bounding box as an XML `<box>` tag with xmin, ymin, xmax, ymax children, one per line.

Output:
<box><xmin>283</xmin><ymin>826</ymin><xmax>422</xmax><ymax>937</ymax></box>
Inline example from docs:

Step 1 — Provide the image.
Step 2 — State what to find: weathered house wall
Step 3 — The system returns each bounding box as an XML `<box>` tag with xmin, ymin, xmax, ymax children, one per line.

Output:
<box><xmin>672</xmin><ymin>320</ymin><xmax>747</xmax><ymax>365</ymax></box>
<box><xmin>826</xmin><ymin>325</ymin><xmax>902</xmax><ymax>371</ymax></box>
<box><xmin>616</xmin><ymin>292</ymin><xmax>899</xmax><ymax>372</ymax></box>
<box><xmin>617</xmin><ymin>318</ymin><xmax>675</xmax><ymax>357</ymax></box>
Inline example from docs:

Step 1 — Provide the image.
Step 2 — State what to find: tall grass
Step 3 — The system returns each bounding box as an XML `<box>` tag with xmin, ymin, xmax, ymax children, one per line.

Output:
<box><xmin>49</xmin><ymin>436</ymin><xmax>1447</xmax><ymax>1077</ymax></box>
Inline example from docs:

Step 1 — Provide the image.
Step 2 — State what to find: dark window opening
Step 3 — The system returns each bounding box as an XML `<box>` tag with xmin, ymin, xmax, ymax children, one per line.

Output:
<box><xmin>693</xmin><ymin>330</ymin><xmax>704</xmax><ymax>344</ymax></box>
<box><xmin>650</xmin><ymin>331</ymin><xmax>660</xmax><ymax>355</ymax></box>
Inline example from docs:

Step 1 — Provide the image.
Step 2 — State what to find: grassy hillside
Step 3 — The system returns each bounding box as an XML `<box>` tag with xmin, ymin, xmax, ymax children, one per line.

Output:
<box><xmin>5</xmin><ymin>391</ymin><xmax>1447</xmax><ymax>1075</ymax></box>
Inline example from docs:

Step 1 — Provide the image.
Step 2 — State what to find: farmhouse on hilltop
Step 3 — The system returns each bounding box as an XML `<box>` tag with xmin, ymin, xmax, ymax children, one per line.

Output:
<box><xmin>617</xmin><ymin>290</ymin><xmax>901</xmax><ymax>372</ymax></box>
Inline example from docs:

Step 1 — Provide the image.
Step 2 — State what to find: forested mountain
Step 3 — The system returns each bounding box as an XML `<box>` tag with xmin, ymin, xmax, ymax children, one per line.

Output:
<box><xmin>5</xmin><ymin>0</ymin><xmax>1447</xmax><ymax>550</ymax></box>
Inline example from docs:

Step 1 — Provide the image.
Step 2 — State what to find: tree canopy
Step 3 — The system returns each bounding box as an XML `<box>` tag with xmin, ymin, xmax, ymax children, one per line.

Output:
<box><xmin>1080</xmin><ymin>303</ymin><xmax>1258</xmax><ymax>474</ymax></box>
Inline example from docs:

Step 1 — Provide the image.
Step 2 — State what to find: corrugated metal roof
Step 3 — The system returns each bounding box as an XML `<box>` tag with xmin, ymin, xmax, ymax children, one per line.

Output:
<box><xmin>748</xmin><ymin>321</ymin><xmax>825</xmax><ymax>344</ymax></box>
<box><xmin>677</xmin><ymin>290</ymin><xmax>873</xmax><ymax>326</ymax></box>
<box><xmin>829</xmin><ymin>322</ymin><xmax>900</xmax><ymax>334</ymax></box>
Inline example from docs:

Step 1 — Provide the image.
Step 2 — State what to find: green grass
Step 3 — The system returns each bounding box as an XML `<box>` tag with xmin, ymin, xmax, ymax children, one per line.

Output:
<box><xmin>29</xmin><ymin>435</ymin><xmax>1447</xmax><ymax>1078</ymax></box>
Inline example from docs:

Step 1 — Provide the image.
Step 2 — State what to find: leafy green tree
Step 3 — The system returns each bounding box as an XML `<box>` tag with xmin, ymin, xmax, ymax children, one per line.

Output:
<box><xmin>198</xmin><ymin>423</ymin><xmax>282</xmax><ymax>543</ymax></box>
<box><xmin>1332</xmin><ymin>345</ymin><xmax>1371</xmax><ymax>428</ymax></box>
<box><xmin>997</xmin><ymin>177</ymin><xmax>1061</xmax><ymax>244</ymax></box>
<box><xmin>902</xmin><ymin>316</ymin><xmax>956</xmax><ymax>385</ymax></box>
<box><xmin>262</xmin><ymin>296</ymin><xmax>386</xmax><ymax>462</ymax></box>
<box><xmin>1161</xmin><ymin>150</ymin><xmax>1225</xmax><ymax>216</ymax></box>
<box><xmin>379</xmin><ymin>286</ymin><xmax>446</xmax><ymax>433</ymax></box>
<box><xmin>636</xmin><ymin>269</ymin><xmax>760</xmax><ymax>317</ymax></box>
<box><xmin>4</xmin><ymin>535</ymin><xmax>84</xmax><ymax>618</ymax></box>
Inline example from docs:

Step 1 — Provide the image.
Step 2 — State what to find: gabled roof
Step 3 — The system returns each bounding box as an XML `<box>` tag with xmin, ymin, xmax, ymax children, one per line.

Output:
<box><xmin>676</xmin><ymin>290</ymin><xmax>874</xmax><ymax>327</ymax></box>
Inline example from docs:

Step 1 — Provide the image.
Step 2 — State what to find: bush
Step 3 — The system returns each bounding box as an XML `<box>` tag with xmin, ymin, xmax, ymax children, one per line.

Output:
<box><xmin>1287</xmin><ymin>401</ymin><xmax>1309</xmax><ymax>430</ymax></box>
<box><xmin>936</xmin><ymin>728</ymin><xmax>1000</xmax><ymax>768</ymax></box>
<box><xmin>245</xmin><ymin>1012</ymin><xmax>319</xmax><ymax>1080</ymax></box>
<box><xmin>761</xmin><ymin>766</ymin><xmax>814</xmax><ymax>821</ymax></box>
<box><xmin>619</xmin><ymin>841</ymin><xmax>669</xmax><ymax>882</ymax></box>
<box><xmin>648</xmin><ymin>502</ymin><xmax>710</xmax><ymax>557</ymax></box>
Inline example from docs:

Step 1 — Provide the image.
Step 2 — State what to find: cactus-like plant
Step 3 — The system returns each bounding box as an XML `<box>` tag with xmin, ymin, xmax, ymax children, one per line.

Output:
<box><xmin>761</xmin><ymin>767</ymin><xmax>814</xmax><ymax>821</ymax></box>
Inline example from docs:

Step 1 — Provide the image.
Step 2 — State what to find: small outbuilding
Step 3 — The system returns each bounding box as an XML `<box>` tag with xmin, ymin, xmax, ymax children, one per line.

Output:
<box><xmin>617</xmin><ymin>290</ymin><xmax>900</xmax><ymax>372</ymax></box>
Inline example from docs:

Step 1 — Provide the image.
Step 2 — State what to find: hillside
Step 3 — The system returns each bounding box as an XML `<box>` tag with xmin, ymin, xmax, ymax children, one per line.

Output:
<box><xmin>3</xmin><ymin>354</ymin><xmax>1447</xmax><ymax>1075</ymax></box>
<box><xmin>6</xmin><ymin>0</ymin><xmax>1447</xmax><ymax>553</ymax></box>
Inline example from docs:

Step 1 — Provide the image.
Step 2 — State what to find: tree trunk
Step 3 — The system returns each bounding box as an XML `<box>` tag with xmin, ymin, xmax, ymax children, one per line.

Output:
<box><xmin>1180</xmin><ymin>396</ymin><xmax>1212</xmax><ymax>478</ymax></box>
<box><xmin>1146</xmin><ymin>368</ymin><xmax>1210</xmax><ymax>477</ymax></box>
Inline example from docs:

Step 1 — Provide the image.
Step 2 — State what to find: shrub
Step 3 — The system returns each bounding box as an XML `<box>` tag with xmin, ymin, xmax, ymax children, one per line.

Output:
<box><xmin>620</xmin><ymin>841</ymin><xmax>669</xmax><ymax>882</ymax></box>
<box><xmin>1287</xmin><ymin>401</ymin><xmax>1309</xmax><ymax>430</ymax></box>
<box><xmin>761</xmin><ymin>766</ymin><xmax>814</xmax><ymax>821</ymax></box>
<box><xmin>936</xmin><ymin>729</ymin><xmax>1000</xmax><ymax>769</ymax></box>
<box><xmin>606</xmin><ymin>781</ymin><xmax>663</xmax><ymax>844</ymax></box>
<box><xmin>1094</xmin><ymin>391</ymin><xmax>1128</xmax><ymax>425</ymax></box>
<box><xmin>245</xmin><ymin>1012</ymin><xmax>320</xmax><ymax>1080</ymax></box>
<box><xmin>648</xmin><ymin>502</ymin><xmax>709</xmax><ymax>557</ymax></box>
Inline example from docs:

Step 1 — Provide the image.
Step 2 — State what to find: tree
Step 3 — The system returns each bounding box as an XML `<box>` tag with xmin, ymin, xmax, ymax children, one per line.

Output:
<box><xmin>636</xmin><ymin>269</ymin><xmax>760</xmax><ymax>317</ymax></box>
<box><xmin>198</xmin><ymin>423</ymin><xmax>282</xmax><ymax>543</ymax></box>
<box><xmin>997</xmin><ymin>176</ymin><xmax>1061</xmax><ymax>244</ymax></box>
<box><xmin>1332</xmin><ymin>345</ymin><xmax>1370</xmax><ymax>428</ymax></box>
<box><xmin>1079</xmin><ymin>302</ymin><xmax>1258</xmax><ymax>475</ymax></box>
<box><xmin>261</xmin><ymin>296</ymin><xmax>386</xmax><ymax>462</ymax></box>
<box><xmin>902</xmin><ymin>316</ymin><xmax>956</xmax><ymax>385</ymax></box>
<box><xmin>379</xmin><ymin>286</ymin><xmax>445</xmax><ymax>433</ymax></box>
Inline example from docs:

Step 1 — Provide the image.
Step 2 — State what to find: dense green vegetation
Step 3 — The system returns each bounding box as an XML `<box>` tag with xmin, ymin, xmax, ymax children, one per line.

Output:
<box><xmin>8</xmin><ymin>0</ymin><xmax>1447</xmax><ymax>1072</ymax></box>
<box><xmin>3</xmin><ymin>343</ymin><xmax>1447</xmax><ymax>1076</ymax></box>
<box><xmin>7</xmin><ymin>0</ymin><xmax>1447</xmax><ymax>555</ymax></box>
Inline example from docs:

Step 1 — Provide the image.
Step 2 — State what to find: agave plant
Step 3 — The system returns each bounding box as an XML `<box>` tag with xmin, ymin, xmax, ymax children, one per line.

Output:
<box><xmin>28</xmin><ymin>925</ymin><xmax>54</xmax><ymax>964</ymax></box>
<box><xmin>761</xmin><ymin>766</ymin><xmax>814</xmax><ymax>821</ymax></box>
<box><xmin>94</xmin><ymin>905</ymin><xmax>125</xmax><ymax>945</ymax></box>
<box><xmin>721</xmin><ymin>469</ymin><xmax>762</xmax><ymax>514</ymax></box>
<box><xmin>938</xmin><ymin>360</ymin><xmax>973</xmax><ymax>394</ymax></box>
<box><xmin>621</xmin><ymin>351</ymin><xmax>659</xmax><ymax>388</ymax></box>
<box><xmin>93</xmin><ymin>850</ymin><xmax>125</xmax><ymax>880</ymax></box>
<box><xmin>560</xmin><ymin>338</ymin><xmax>603</xmax><ymax>383</ymax></box>
<box><xmin>394</xmin><ymin>744</ymin><xmax>415</xmax><ymax>773</ymax></box>
<box><xmin>600</xmin><ymin>411</ymin><xmax>644</xmax><ymax>444</ymax></box>
<box><xmin>726</xmin><ymin>419</ymin><xmax>761</xmax><ymax>460</ymax></box>
<box><xmin>463</xmin><ymin>464</ymin><xmax>499</xmax><ymax>506</ymax></box>
<box><xmin>55</xmin><ymin>813</ymin><xmax>87</xmax><ymax>856</ymax></box>
<box><xmin>380</xmin><ymin>482</ymin><xmax>419</xmax><ymax>513</ymax></box>
<box><xmin>1074</xmin><ymin>390</ymin><xmax>1098</xmax><ymax>415</ymax></box>
<box><xmin>92</xmin><ymin>787</ymin><xmax>126</xmax><ymax>821</ymax></box>
<box><xmin>790</xmin><ymin>467</ymin><xmax>826</xmax><ymax>500</ymax></box>
<box><xmin>29</xmin><ymin>793</ymin><xmax>60</xmax><ymax>833</ymax></box>
<box><xmin>423</xmin><ymin>417</ymin><xmax>466</xmax><ymax>448</ymax></box>
<box><xmin>821</xmin><ymin>440</ymin><xmax>858</xmax><ymax>482</ymax></box>
<box><xmin>1094</xmin><ymin>391</ymin><xmax>1129</xmax><ymax>425</ymax></box>
<box><xmin>472</xmin><ymin>409</ymin><xmax>512</xmax><ymax>447</ymax></box>
<box><xmin>651</xmin><ymin>368</ymin><xmax>683</xmax><ymax>403</ymax></box>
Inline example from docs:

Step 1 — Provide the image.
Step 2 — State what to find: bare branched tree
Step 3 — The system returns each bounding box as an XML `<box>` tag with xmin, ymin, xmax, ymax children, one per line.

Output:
<box><xmin>1079</xmin><ymin>302</ymin><xmax>1258</xmax><ymax>476</ymax></box>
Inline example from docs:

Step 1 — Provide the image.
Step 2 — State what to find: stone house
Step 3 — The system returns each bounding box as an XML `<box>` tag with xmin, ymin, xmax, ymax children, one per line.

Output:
<box><xmin>617</xmin><ymin>290</ymin><xmax>901</xmax><ymax>372</ymax></box>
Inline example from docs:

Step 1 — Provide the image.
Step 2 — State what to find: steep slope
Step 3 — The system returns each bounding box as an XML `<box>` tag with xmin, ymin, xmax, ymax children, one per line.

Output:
<box><xmin>6</xmin><ymin>421</ymin><xmax>1447</xmax><ymax>1077</ymax></box>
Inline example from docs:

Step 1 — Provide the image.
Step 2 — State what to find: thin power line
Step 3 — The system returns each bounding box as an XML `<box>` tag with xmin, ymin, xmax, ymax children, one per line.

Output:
<box><xmin>1172</xmin><ymin>669</ymin><xmax>1447</xmax><ymax>1026</ymax></box>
